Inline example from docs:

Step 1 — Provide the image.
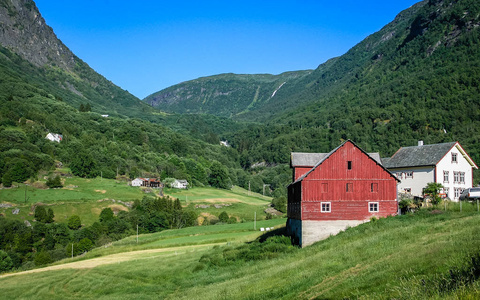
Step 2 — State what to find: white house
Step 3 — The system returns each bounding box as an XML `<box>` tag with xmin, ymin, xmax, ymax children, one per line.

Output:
<box><xmin>131</xmin><ymin>178</ymin><xmax>143</xmax><ymax>187</ymax></box>
<box><xmin>45</xmin><ymin>133</ymin><xmax>63</xmax><ymax>143</ymax></box>
<box><xmin>171</xmin><ymin>179</ymin><xmax>188</xmax><ymax>189</ymax></box>
<box><xmin>383</xmin><ymin>141</ymin><xmax>478</xmax><ymax>201</ymax></box>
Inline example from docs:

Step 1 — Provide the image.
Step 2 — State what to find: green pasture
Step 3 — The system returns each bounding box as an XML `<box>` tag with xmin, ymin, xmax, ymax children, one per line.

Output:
<box><xmin>164</xmin><ymin>186</ymin><xmax>274</xmax><ymax>222</ymax></box>
<box><xmin>0</xmin><ymin>178</ymin><xmax>144</xmax><ymax>204</ymax></box>
<box><xmin>61</xmin><ymin>219</ymin><xmax>286</xmax><ymax>261</ymax></box>
<box><xmin>1</xmin><ymin>212</ymin><xmax>480</xmax><ymax>299</ymax></box>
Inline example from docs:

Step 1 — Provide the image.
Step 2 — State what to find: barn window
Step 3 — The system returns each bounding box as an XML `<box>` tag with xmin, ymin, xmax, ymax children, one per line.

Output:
<box><xmin>371</xmin><ymin>183</ymin><xmax>378</xmax><ymax>193</ymax></box>
<box><xmin>321</xmin><ymin>183</ymin><xmax>328</xmax><ymax>193</ymax></box>
<box><xmin>369</xmin><ymin>202</ymin><xmax>379</xmax><ymax>212</ymax></box>
<box><xmin>346</xmin><ymin>183</ymin><xmax>353</xmax><ymax>192</ymax></box>
<box><xmin>347</xmin><ymin>161</ymin><xmax>352</xmax><ymax>170</ymax></box>
<box><xmin>321</xmin><ymin>202</ymin><xmax>331</xmax><ymax>213</ymax></box>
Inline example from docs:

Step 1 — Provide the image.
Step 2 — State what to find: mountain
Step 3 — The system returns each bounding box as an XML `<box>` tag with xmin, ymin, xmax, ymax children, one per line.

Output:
<box><xmin>144</xmin><ymin>71</ymin><xmax>311</xmax><ymax>118</ymax></box>
<box><xmin>148</xmin><ymin>0</ymin><xmax>480</xmax><ymax>180</ymax></box>
<box><xmin>0</xmin><ymin>0</ymin><xmax>154</xmax><ymax>118</ymax></box>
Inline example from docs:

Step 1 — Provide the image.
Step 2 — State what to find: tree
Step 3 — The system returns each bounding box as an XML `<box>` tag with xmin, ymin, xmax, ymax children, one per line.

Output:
<box><xmin>45</xmin><ymin>208</ymin><xmax>55</xmax><ymax>223</ymax></box>
<box><xmin>46</xmin><ymin>175</ymin><xmax>63</xmax><ymax>188</ymax></box>
<box><xmin>69</xmin><ymin>152</ymin><xmax>98</xmax><ymax>178</ymax></box>
<box><xmin>208</xmin><ymin>161</ymin><xmax>231</xmax><ymax>189</ymax></box>
<box><xmin>67</xmin><ymin>215</ymin><xmax>82</xmax><ymax>230</ymax></box>
<box><xmin>99</xmin><ymin>208</ymin><xmax>114</xmax><ymax>223</ymax></box>
<box><xmin>0</xmin><ymin>250</ymin><xmax>13</xmax><ymax>272</ymax></box>
<box><xmin>272</xmin><ymin>196</ymin><xmax>287</xmax><ymax>213</ymax></box>
<box><xmin>34</xmin><ymin>206</ymin><xmax>47</xmax><ymax>222</ymax></box>
<box><xmin>424</xmin><ymin>182</ymin><xmax>444</xmax><ymax>205</ymax></box>
<box><xmin>218</xmin><ymin>211</ymin><xmax>229</xmax><ymax>223</ymax></box>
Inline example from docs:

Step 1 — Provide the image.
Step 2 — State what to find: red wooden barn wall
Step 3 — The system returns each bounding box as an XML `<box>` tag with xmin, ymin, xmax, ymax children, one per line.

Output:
<box><xmin>292</xmin><ymin>141</ymin><xmax>398</xmax><ymax>221</ymax></box>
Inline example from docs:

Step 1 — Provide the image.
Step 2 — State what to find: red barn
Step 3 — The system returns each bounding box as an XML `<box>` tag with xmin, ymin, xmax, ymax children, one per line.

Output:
<box><xmin>287</xmin><ymin>140</ymin><xmax>399</xmax><ymax>247</ymax></box>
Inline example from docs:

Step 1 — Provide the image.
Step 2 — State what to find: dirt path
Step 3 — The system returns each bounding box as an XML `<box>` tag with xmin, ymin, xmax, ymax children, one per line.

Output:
<box><xmin>0</xmin><ymin>243</ymin><xmax>221</xmax><ymax>279</ymax></box>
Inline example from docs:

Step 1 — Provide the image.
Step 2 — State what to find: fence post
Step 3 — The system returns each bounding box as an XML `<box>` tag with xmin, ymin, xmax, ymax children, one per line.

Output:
<box><xmin>477</xmin><ymin>200</ymin><xmax>479</xmax><ymax>212</ymax></box>
<box><xmin>460</xmin><ymin>200</ymin><xmax>462</xmax><ymax>212</ymax></box>
<box><xmin>445</xmin><ymin>201</ymin><xmax>447</xmax><ymax>211</ymax></box>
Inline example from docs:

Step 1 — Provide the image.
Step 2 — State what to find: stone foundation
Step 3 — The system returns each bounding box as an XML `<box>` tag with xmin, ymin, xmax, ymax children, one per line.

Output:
<box><xmin>287</xmin><ymin>219</ymin><xmax>366</xmax><ymax>247</ymax></box>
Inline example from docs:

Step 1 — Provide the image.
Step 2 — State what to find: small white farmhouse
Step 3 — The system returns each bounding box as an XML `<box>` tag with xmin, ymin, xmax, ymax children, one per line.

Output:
<box><xmin>45</xmin><ymin>133</ymin><xmax>63</xmax><ymax>143</ymax></box>
<box><xmin>172</xmin><ymin>179</ymin><xmax>188</xmax><ymax>189</ymax></box>
<box><xmin>383</xmin><ymin>141</ymin><xmax>478</xmax><ymax>201</ymax></box>
<box><xmin>131</xmin><ymin>178</ymin><xmax>143</xmax><ymax>187</ymax></box>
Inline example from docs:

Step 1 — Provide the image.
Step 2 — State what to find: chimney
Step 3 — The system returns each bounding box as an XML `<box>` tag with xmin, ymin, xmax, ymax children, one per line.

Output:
<box><xmin>418</xmin><ymin>140</ymin><xmax>424</xmax><ymax>146</ymax></box>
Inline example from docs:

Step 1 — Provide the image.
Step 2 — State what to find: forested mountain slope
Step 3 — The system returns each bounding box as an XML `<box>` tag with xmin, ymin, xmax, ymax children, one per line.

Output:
<box><xmin>0</xmin><ymin>0</ymin><xmax>153</xmax><ymax>118</ymax></box>
<box><xmin>221</xmin><ymin>0</ymin><xmax>480</xmax><ymax>179</ymax></box>
<box><xmin>144</xmin><ymin>71</ymin><xmax>311</xmax><ymax>118</ymax></box>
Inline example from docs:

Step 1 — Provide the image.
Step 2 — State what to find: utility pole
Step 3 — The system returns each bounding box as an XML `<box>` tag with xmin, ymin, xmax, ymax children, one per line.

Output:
<box><xmin>254</xmin><ymin>212</ymin><xmax>256</xmax><ymax>231</ymax></box>
<box><xmin>263</xmin><ymin>184</ymin><xmax>270</xmax><ymax>197</ymax></box>
<box><xmin>137</xmin><ymin>224</ymin><xmax>139</xmax><ymax>243</ymax></box>
<box><xmin>71</xmin><ymin>243</ymin><xmax>73</xmax><ymax>258</ymax></box>
<box><xmin>248</xmin><ymin>181</ymin><xmax>251</xmax><ymax>196</ymax></box>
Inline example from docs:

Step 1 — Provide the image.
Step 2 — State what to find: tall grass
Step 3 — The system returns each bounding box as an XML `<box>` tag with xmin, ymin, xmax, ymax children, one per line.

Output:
<box><xmin>1</xmin><ymin>211</ymin><xmax>480</xmax><ymax>299</ymax></box>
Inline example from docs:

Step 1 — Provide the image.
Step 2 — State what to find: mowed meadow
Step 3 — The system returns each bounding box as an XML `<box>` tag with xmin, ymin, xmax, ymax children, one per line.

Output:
<box><xmin>0</xmin><ymin>177</ymin><xmax>273</xmax><ymax>226</ymax></box>
<box><xmin>1</xmin><ymin>211</ymin><xmax>480</xmax><ymax>299</ymax></box>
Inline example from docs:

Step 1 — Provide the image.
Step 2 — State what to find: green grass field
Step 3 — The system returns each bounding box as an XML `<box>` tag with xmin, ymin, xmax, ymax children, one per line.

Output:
<box><xmin>0</xmin><ymin>177</ymin><xmax>273</xmax><ymax>226</ymax></box>
<box><xmin>1</xmin><ymin>211</ymin><xmax>480</xmax><ymax>299</ymax></box>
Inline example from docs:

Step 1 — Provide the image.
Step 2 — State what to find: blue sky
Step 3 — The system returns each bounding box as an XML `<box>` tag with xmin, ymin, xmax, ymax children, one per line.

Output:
<box><xmin>34</xmin><ymin>1</ymin><xmax>420</xmax><ymax>99</ymax></box>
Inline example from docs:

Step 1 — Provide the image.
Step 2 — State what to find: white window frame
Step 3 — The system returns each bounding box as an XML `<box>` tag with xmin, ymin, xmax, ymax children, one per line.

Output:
<box><xmin>321</xmin><ymin>202</ymin><xmax>331</xmax><ymax>213</ymax></box>
<box><xmin>443</xmin><ymin>171</ymin><xmax>449</xmax><ymax>183</ymax></box>
<box><xmin>459</xmin><ymin>172</ymin><xmax>465</xmax><ymax>184</ymax></box>
<box><xmin>452</xmin><ymin>152</ymin><xmax>458</xmax><ymax>163</ymax></box>
<box><xmin>369</xmin><ymin>202</ymin><xmax>379</xmax><ymax>212</ymax></box>
<box><xmin>454</xmin><ymin>172</ymin><xmax>460</xmax><ymax>183</ymax></box>
<box><xmin>404</xmin><ymin>188</ymin><xmax>412</xmax><ymax>194</ymax></box>
<box><xmin>405</xmin><ymin>171</ymin><xmax>413</xmax><ymax>179</ymax></box>
<box><xmin>454</xmin><ymin>188</ymin><xmax>463</xmax><ymax>199</ymax></box>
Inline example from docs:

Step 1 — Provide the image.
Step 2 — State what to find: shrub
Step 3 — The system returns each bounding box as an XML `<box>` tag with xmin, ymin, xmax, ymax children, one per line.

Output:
<box><xmin>0</xmin><ymin>250</ymin><xmax>14</xmax><ymax>272</ymax></box>
<box><xmin>67</xmin><ymin>215</ymin><xmax>82</xmax><ymax>230</ymax></box>
<box><xmin>46</xmin><ymin>175</ymin><xmax>63</xmax><ymax>188</ymax></box>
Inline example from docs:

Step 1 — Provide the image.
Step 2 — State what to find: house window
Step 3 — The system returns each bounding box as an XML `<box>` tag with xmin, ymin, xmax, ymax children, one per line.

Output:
<box><xmin>321</xmin><ymin>183</ymin><xmax>328</xmax><ymax>193</ymax></box>
<box><xmin>452</xmin><ymin>153</ymin><xmax>458</xmax><ymax>163</ymax></box>
<box><xmin>396</xmin><ymin>172</ymin><xmax>402</xmax><ymax>179</ymax></box>
<box><xmin>371</xmin><ymin>183</ymin><xmax>378</xmax><ymax>193</ymax></box>
<box><xmin>369</xmin><ymin>202</ymin><xmax>379</xmax><ymax>212</ymax></box>
<box><xmin>443</xmin><ymin>171</ymin><xmax>449</xmax><ymax>183</ymax></box>
<box><xmin>454</xmin><ymin>172</ymin><xmax>460</xmax><ymax>183</ymax></box>
<box><xmin>347</xmin><ymin>161</ymin><xmax>352</xmax><ymax>170</ymax></box>
<box><xmin>455</xmin><ymin>188</ymin><xmax>463</xmax><ymax>199</ymax></box>
<box><xmin>346</xmin><ymin>183</ymin><xmax>353</xmax><ymax>192</ymax></box>
<box><xmin>404</xmin><ymin>188</ymin><xmax>412</xmax><ymax>194</ymax></box>
<box><xmin>443</xmin><ymin>187</ymin><xmax>449</xmax><ymax>198</ymax></box>
<box><xmin>459</xmin><ymin>172</ymin><xmax>465</xmax><ymax>184</ymax></box>
<box><xmin>321</xmin><ymin>202</ymin><xmax>331</xmax><ymax>213</ymax></box>
<box><xmin>405</xmin><ymin>171</ymin><xmax>413</xmax><ymax>179</ymax></box>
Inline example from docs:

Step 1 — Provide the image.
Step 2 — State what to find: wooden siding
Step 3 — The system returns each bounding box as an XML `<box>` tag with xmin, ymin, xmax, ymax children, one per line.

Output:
<box><xmin>293</xmin><ymin>141</ymin><xmax>398</xmax><ymax>221</ymax></box>
<box><xmin>294</xmin><ymin>167</ymin><xmax>312</xmax><ymax>181</ymax></box>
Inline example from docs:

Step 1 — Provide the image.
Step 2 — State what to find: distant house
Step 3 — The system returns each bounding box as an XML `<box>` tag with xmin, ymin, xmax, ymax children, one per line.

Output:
<box><xmin>220</xmin><ymin>140</ymin><xmax>230</xmax><ymax>147</ymax></box>
<box><xmin>131</xmin><ymin>178</ymin><xmax>143</xmax><ymax>187</ymax></box>
<box><xmin>287</xmin><ymin>140</ymin><xmax>399</xmax><ymax>247</ymax></box>
<box><xmin>45</xmin><ymin>133</ymin><xmax>63</xmax><ymax>143</ymax></box>
<box><xmin>383</xmin><ymin>141</ymin><xmax>478</xmax><ymax>201</ymax></box>
<box><xmin>101</xmin><ymin>114</ymin><xmax>109</xmax><ymax>118</ymax></box>
<box><xmin>131</xmin><ymin>178</ymin><xmax>161</xmax><ymax>188</ymax></box>
<box><xmin>172</xmin><ymin>179</ymin><xmax>188</xmax><ymax>189</ymax></box>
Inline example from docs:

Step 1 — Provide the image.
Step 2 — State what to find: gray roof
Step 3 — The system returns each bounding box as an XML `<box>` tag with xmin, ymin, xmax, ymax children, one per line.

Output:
<box><xmin>383</xmin><ymin>142</ymin><xmax>457</xmax><ymax>169</ymax></box>
<box><xmin>291</xmin><ymin>152</ymin><xmax>382</xmax><ymax>167</ymax></box>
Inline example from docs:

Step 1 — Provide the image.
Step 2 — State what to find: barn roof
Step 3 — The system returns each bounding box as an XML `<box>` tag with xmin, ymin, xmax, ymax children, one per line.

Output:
<box><xmin>291</xmin><ymin>151</ymin><xmax>382</xmax><ymax>167</ymax></box>
<box><xmin>292</xmin><ymin>140</ymin><xmax>399</xmax><ymax>185</ymax></box>
<box><xmin>383</xmin><ymin>142</ymin><xmax>467</xmax><ymax>169</ymax></box>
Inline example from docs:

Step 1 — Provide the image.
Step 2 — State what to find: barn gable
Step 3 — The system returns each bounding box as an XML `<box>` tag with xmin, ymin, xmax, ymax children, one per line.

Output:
<box><xmin>287</xmin><ymin>140</ymin><xmax>399</xmax><ymax>247</ymax></box>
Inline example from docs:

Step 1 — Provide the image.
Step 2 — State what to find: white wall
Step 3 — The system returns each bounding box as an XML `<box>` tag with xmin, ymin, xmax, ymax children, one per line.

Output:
<box><xmin>436</xmin><ymin>144</ymin><xmax>474</xmax><ymax>201</ymax></box>
<box><xmin>392</xmin><ymin>166</ymin><xmax>435</xmax><ymax>197</ymax></box>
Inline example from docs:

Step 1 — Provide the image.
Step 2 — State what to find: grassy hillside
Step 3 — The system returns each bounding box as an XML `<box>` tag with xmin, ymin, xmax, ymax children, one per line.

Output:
<box><xmin>144</xmin><ymin>71</ymin><xmax>311</xmax><ymax>118</ymax></box>
<box><xmin>1</xmin><ymin>211</ymin><xmax>480</xmax><ymax>299</ymax></box>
